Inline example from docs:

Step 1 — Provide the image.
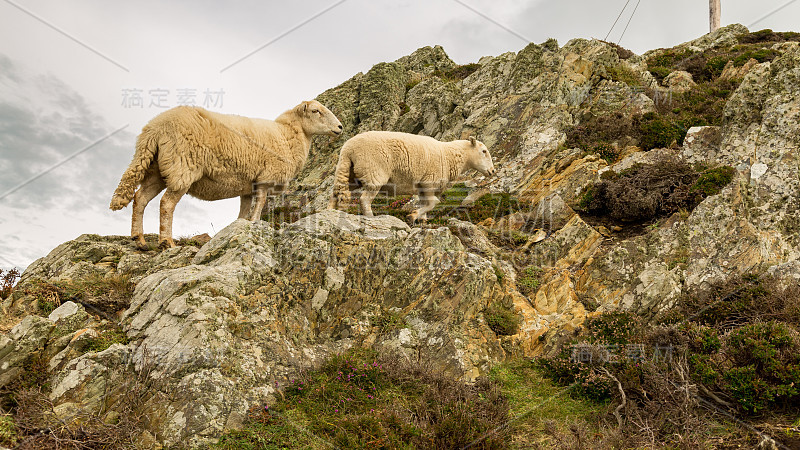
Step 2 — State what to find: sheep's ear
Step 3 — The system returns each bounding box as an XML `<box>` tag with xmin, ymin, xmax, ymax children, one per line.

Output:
<box><xmin>469</xmin><ymin>136</ymin><xmax>477</xmax><ymax>146</ymax></box>
<box><xmin>303</xmin><ymin>101</ymin><xmax>309</xmax><ymax>113</ymax></box>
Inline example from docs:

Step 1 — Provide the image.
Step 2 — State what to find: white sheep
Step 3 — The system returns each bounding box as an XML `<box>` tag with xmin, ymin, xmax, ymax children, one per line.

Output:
<box><xmin>110</xmin><ymin>100</ymin><xmax>342</xmax><ymax>248</ymax></box>
<box><xmin>328</xmin><ymin>131</ymin><xmax>495</xmax><ymax>221</ymax></box>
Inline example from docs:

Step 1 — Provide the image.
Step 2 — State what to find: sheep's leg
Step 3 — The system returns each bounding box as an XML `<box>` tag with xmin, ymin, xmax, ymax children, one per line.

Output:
<box><xmin>410</xmin><ymin>188</ymin><xmax>441</xmax><ymax>223</ymax></box>
<box><xmin>159</xmin><ymin>187</ymin><xmax>188</xmax><ymax>249</ymax></box>
<box><xmin>359</xmin><ymin>185</ymin><xmax>380</xmax><ymax>217</ymax></box>
<box><xmin>238</xmin><ymin>195</ymin><xmax>253</xmax><ymax>219</ymax></box>
<box><xmin>249</xmin><ymin>185</ymin><xmax>270</xmax><ymax>221</ymax></box>
<box><xmin>131</xmin><ymin>170</ymin><xmax>166</xmax><ymax>250</ymax></box>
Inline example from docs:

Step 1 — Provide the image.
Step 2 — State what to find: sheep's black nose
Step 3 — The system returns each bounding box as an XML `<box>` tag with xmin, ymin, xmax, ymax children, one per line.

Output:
<box><xmin>338</xmin><ymin>125</ymin><xmax>343</xmax><ymax>130</ymax></box>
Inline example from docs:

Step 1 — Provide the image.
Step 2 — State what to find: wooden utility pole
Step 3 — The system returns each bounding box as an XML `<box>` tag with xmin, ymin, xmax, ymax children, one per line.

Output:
<box><xmin>710</xmin><ymin>0</ymin><xmax>721</xmax><ymax>32</ymax></box>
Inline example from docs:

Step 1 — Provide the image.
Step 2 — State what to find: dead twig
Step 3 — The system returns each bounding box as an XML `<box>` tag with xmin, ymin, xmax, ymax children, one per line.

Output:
<box><xmin>600</xmin><ymin>367</ymin><xmax>626</xmax><ymax>428</ymax></box>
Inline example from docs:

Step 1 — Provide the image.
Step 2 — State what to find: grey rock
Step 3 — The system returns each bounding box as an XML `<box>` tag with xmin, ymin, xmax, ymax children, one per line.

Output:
<box><xmin>0</xmin><ymin>315</ymin><xmax>53</xmax><ymax>388</ymax></box>
<box><xmin>48</xmin><ymin>301</ymin><xmax>89</xmax><ymax>334</ymax></box>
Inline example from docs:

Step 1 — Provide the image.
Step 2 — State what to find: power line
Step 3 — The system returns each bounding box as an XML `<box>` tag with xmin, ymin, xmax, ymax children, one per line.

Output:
<box><xmin>605</xmin><ymin>0</ymin><xmax>632</xmax><ymax>41</ymax></box>
<box><xmin>618</xmin><ymin>0</ymin><xmax>642</xmax><ymax>45</ymax></box>
<box><xmin>748</xmin><ymin>0</ymin><xmax>800</xmax><ymax>28</ymax></box>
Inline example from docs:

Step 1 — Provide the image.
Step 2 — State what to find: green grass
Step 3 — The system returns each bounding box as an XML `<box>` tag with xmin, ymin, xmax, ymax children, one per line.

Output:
<box><xmin>83</xmin><ymin>326</ymin><xmax>130</xmax><ymax>353</ymax></box>
<box><xmin>489</xmin><ymin>359</ymin><xmax>606</xmax><ymax>447</ymax></box>
<box><xmin>517</xmin><ymin>266</ymin><xmax>542</xmax><ymax>297</ymax></box>
<box><xmin>606</xmin><ymin>64</ymin><xmax>641</xmax><ymax>86</ymax></box>
<box><xmin>374</xmin><ymin>309</ymin><xmax>406</xmax><ymax>333</ymax></box>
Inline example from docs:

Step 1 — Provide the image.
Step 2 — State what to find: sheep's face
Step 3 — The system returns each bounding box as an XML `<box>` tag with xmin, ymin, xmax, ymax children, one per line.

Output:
<box><xmin>298</xmin><ymin>100</ymin><xmax>343</xmax><ymax>137</ymax></box>
<box><xmin>466</xmin><ymin>136</ymin><xmax>495</xmax><ymax>177</ymax></box>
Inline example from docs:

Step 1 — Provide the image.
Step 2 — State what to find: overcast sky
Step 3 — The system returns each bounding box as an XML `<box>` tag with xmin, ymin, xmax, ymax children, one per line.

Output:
<box><xmin>1</xmin><ymin>0</ymin><xmax>798</xmax><ymax>272</ymax></box>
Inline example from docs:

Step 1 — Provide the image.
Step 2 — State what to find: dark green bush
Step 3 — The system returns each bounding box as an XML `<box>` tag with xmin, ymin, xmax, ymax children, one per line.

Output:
<box><xmin>592</xmin><ymin>143</ymin><xmax>619</xmax><ymax>164</ymax></box>
<box><xmin>733</xmin><ymin>48</ymin><xmax>779</xmax><ymax>66</ymax></box>
<box><xmin>564</xmin><ymin>111</ymin><xmax>636</xmax><ymax>151</ymax></box>
<box><xmin>637</xmin><ymin>113</ymin><xmax>686</xmax><ymax>149</ymax></box>
<box><xmin>534</xmin><ymin>344</ymin><xmax>615</xmax><ymax>402</ymax></box>
<box><xmin>485</xmin><ymin>304</ymin><xmax>520</xmax><ymax>336</ymax></box>
<box><xmin>646</xmin><ymin>48</ymin><xmax>696</xmax><ymax>81</ymax></box>
<box><xmin>691</xmin><ymin>165</ymin><xmax>736</xmax><ymax>196</ymax></box>
<box><xmin>721</xmin><ymin>321</ymin><xmax>800</xmax><ymax>412</ymax></box>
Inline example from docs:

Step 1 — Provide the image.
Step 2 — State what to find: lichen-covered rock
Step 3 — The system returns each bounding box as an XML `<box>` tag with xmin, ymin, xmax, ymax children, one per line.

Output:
<box><xmin>663</xmin><ymin>70</ymin><xmax>695</xmax><ymax>92</ymax></box>
<box><xmin>48</xmin><ymin>301</ymin><xmax>89</xmax><ymax>334</ymax></box>
<box><xmin>0</xmin><ymin>315</ymin><xmax>53</xmax><ymax>388</ymax></box>
<box><xmin>9</xmin><ymin>211</ymin><xmax>525</xmax><ymax>445</ymax></box>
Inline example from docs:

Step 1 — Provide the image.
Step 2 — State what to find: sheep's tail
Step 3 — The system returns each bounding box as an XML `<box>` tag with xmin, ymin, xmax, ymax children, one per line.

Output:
<box><xmin>110</xmin><ymin>130</ymin><xmax>158</xmax><ymax>210</ymax></box>
<box><xmin>329</xmin><ymin>150</ymin><xmax>352</xmax><ymax>210</ymax></box>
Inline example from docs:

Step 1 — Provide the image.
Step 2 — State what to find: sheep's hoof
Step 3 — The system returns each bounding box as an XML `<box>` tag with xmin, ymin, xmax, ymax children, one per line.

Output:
<box><xmin>158</xmin><ymin>239</ymin><xmax>176</xmax><ymax>250</ymax></box>
<box><xmin>133</xmin><ymin>235</ymin><xmax>149</xmax><ymax>251</ymax></box>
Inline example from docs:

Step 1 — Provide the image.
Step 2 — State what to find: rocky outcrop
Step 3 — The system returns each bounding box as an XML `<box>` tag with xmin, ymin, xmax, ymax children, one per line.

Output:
<box><xmin>2</xmin><ymin>211</ymin><xmax>534</xmax><ymax>446</ymax></box>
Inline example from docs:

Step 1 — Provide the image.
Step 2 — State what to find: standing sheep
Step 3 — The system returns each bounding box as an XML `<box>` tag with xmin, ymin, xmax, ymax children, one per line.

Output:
<box><xmin>328</xmin><ymin>131</ymin><xmax>495</xmax><ymax>221</ymax></box>
<box><xmin>110</xmin><ymin>100</ymin><xmax>342</xmax><ymax>248</ymax></box>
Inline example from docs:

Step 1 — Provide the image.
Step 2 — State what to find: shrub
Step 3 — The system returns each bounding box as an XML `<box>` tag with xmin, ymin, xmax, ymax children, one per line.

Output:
<box><xmin>535</xmin><ymin>344</ymin><xmax>615</xmax><ymax>402</ymax></box>
<box><xmin>606</xmin><ymin>65</ymin><xmax>640</xmax><ymax>86</ymax></box>
<box><xmin>737</xmin><ymin>29</ymin><xmax>800</xmax><ymax>44</ymax></box>
<box><xmin>8</xmin><ymin>353</ymin><xmax>169</xmax><ymax>449</ymax></box>
<box><xmin>84</xmin><ymin>326</ymin><xmax>130</xmax><ymax>353</ymax></box>
<box><xmin>585</xmin><ymin>311</ymin><xmax>643</xmax><ymax>345</ymax></box>
<box><xmin>374</xmin><ymin>309</ymin><xmax>405</xmax><ymax>333</ymax></box>
<box><xmin>720</xmin><ymin>321</ymin><xmax>800</xmax><ymax>412</ymax></box>
<box><xmin>432</xmin><ymin>63</ymin><xmax>481</xmax><ymax>82</ymax></box>
<box><xmin>578</xmin><ymin>156</ymin><xmax>695</xmax><ymax>221</ymax></box>
<box><xmin>485</xmin><ymin>303</ymin><xmax>520</xmax><ymax>336</ymax></box>
<box><xmin>733</xmin><ymin>48</ymin><xmax>779</xmax><ymax>66</ymax></box>
<box><xmin>217</xmin><ymin>349</ymin><xmax>510</xmax><ymax>449</ymax></box>
<box><xmin>592</xmin><ymin>143</ymin><xmax>619</xmax><ymax>164</ymax></box>
<box><xmin>564</xmin><ymin>111</ymin><xmax>636</xmax><ymax>151</ymax></box>
<box><xmin>576</xmin><ymin>156</ymin><xmax>735</xmax><ymax>223</ymax></box>
<box><xmin>691</xmin><ymin>165</ymin><xmax>736</xmax><ymax>196</ymax></box>
<box><xmin>537</xmin><ymin>276</ymin><xmax>800</xmax><ymax>446</ymax></box>
<box><xmin>669</xmin><ymin>274</ymin><xmax>800</xmax><ymax>330</ymax></box>
<box><xmin>637</xmin><ymin>112</ymin><xmax>686</xmax><ymax>149</ymax></box>
<box><xmin>600</xmin><ymin>41</ymin><xmax>634</xmax><ymax>60</ymax></box>
<box><xmin>0</xmin><ymin>268</ymin><xmax>20</xmax><ymax>299</ymax></box>
<box><xmin>646</xmin><ymin>48</ymin><xmax>696</xmax><ymax>82</ymax></box>
<box><xmin>21</xmin><ymin>274</ymin><xmax>134</xmax><ymax>318</ymax></box>
<box><xmin>22</xmin><ymin>279</ymin><xmax>62</xmax><ymax>316</ymax></box>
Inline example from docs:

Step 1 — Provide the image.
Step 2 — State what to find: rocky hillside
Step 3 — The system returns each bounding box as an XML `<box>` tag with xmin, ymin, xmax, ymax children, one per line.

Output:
<box><xmin>1</xmin><ymin>24</ymin><xmax>800</xmax><ymax>447</ymax></box>
<box><xmin>299</xmin><ymin>22</ymin><xmax>800</xmax><ymax>344</ymax></box>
